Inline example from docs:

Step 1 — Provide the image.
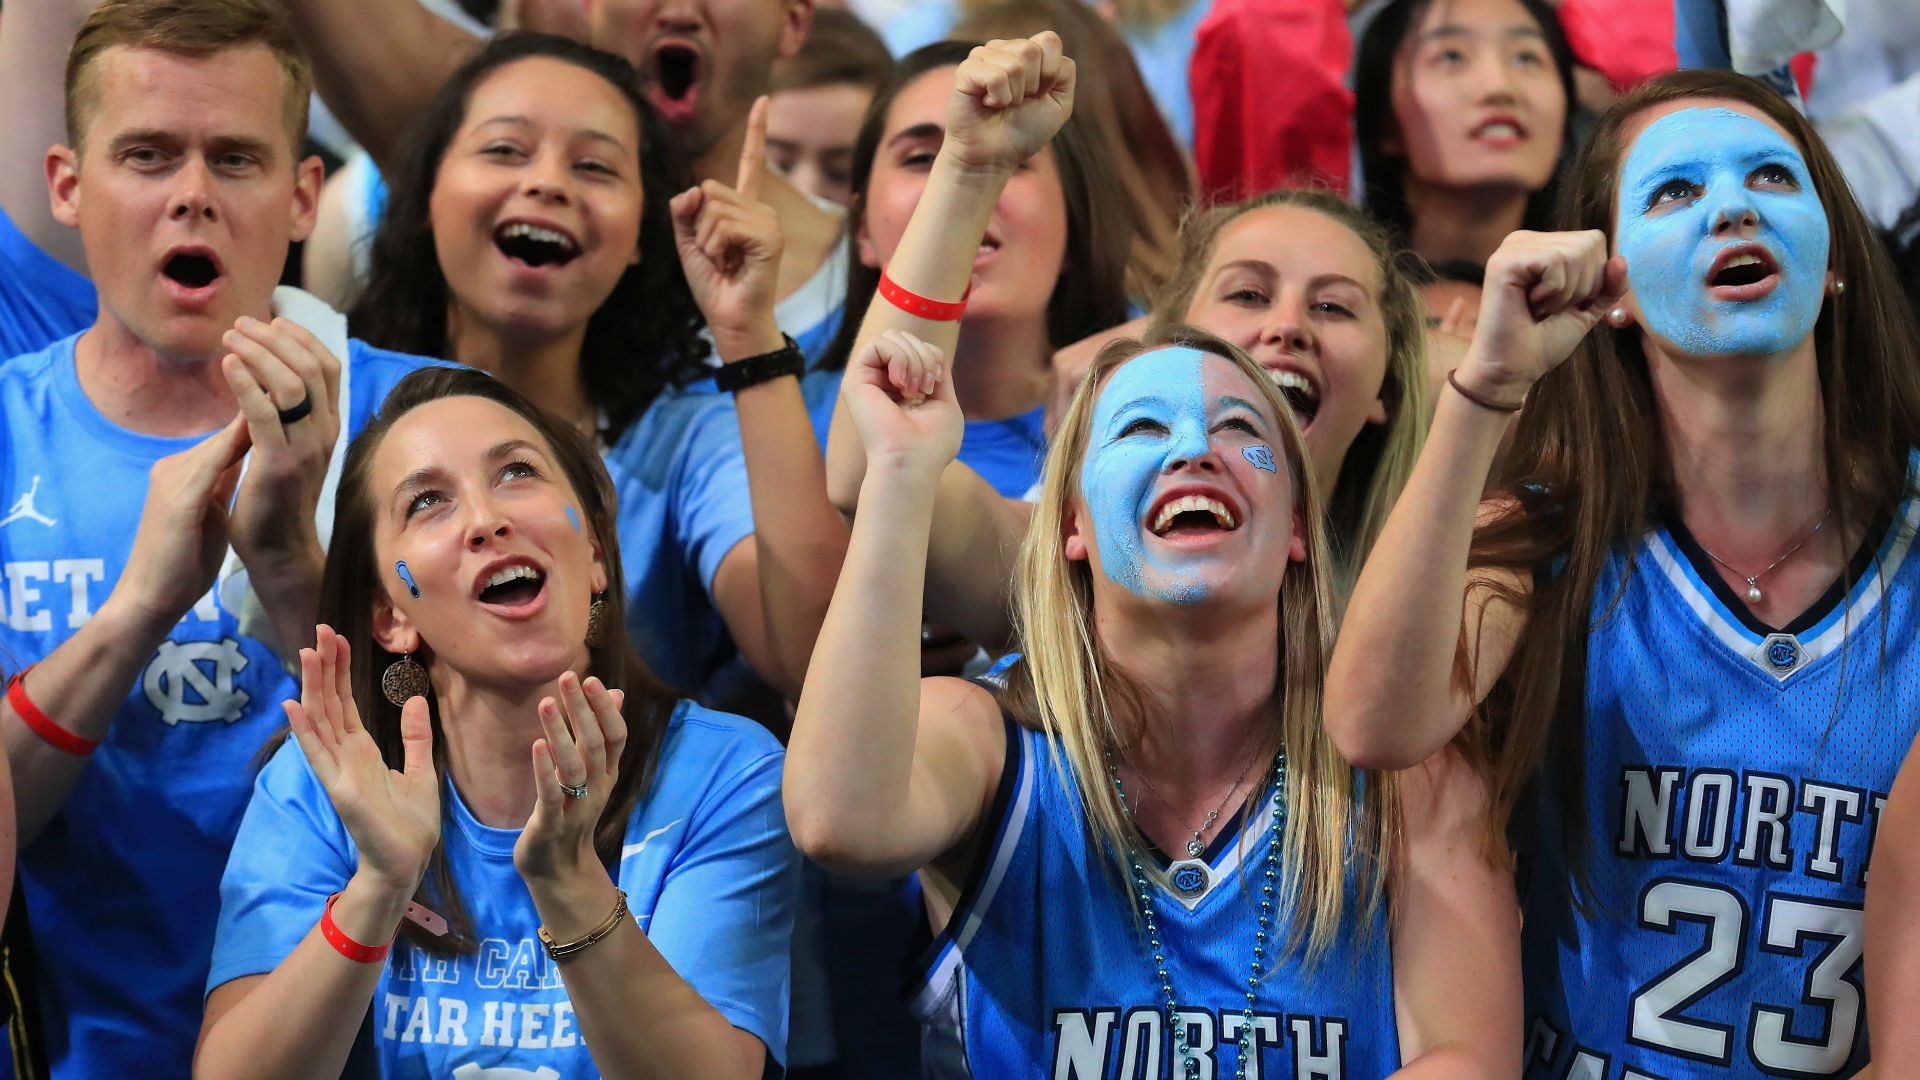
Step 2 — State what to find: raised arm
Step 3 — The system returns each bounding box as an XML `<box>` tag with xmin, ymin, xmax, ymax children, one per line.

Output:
<box><xmin>1388</xmin><ymin>747</ymin><xmax>1521</xmax><ymax>1080</ymax></box>
<box><xmin>786</xmin><ymin>334</ymin><xmax>1006</xmax><ymax>877</ymax></box>
<box><xmin>1865</xmin><ymin>725</ymin><xmax>1920</xmax><ymax>1074</ymax></box>
<box><xmin>3</xmin><ymin>417</ymin><xmax>248</xmax><ymax>842</ymax></box>
<box><xmin>279</xmin><ymin>0</ymin><xmax>481</xmax><ymax>175</ymax></box>
<box><xmin>1324</xmin><ymin>231</ymin><xmax>1625</xmax><ymax>770</ymax></box>
<box><xmin>672</xmin><ymin>98</ymin><xmax>848</xmax><ymax>699</ymax></box>
<box><xmin>823</xmin><ymin>33</ymin><xmax>1076</xmax><ymax>524</ymax></box>
<box><xmin>1</xmin><ymin>0</ymin><xmax>93</xmax><ymax>272</ymax></box>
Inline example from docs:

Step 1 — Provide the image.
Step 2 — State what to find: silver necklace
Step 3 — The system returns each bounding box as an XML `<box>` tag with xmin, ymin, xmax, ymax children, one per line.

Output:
<box><xmin>1124</xmin><ymin>748</ymin><xmax>1262</xmax><ymax>859</ymax></box>
<box><xmin>1109</xmin><ymin>751</ymin><xmax>1285</xmax><ymax>1080</ymax></box>
<box><xmin>1694</xmin><ymin>507</ymin><xmax>1833</xmax><ymax>605</ymax></box>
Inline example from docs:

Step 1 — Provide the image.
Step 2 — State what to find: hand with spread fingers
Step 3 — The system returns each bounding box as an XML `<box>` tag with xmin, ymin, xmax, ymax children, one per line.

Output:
<box><xmin>285</xmin><ymin>625</ymin><xmax>440</xmax><ymax>898</ymax></box>
<box><xmin>844</xmin><ymin>329</ymin><xmax>963</xmax><ymax>479</ymax></box>
<box><xmin>107</xmin><ymin>415</ymin><xmax>251</xmax><ymax>635</ymax></box>
<box><xmin>942</xmin><ymin>31</ymin><xmax>1076</xmax><ymax>177</ymax></box>
<box><xmin>670</xmin><ymin>95</ymin><xmax>787</xmax><ymax>359</ymax></box>
<box><xmin>221</xmin><ymin>316</ymin><xmax>344</xmax><ymax>647</ymax></box>
<box><xmin>514</xmin><ymin>671</ymin><xmax>630</xmax><ymax>886</ymax></box>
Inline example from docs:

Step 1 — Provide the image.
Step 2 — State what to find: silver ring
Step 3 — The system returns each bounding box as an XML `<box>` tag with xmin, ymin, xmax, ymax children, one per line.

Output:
<box><xmin>560</xmin><ymin>780</ymin><xmax>589</xmax><ymax>800</ymax></box>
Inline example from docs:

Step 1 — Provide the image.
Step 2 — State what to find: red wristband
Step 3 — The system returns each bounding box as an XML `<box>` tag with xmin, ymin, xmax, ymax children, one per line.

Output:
<box><xmin>6</xmin><ymin>665</ymin><xmax>100</xmax><ymax>756</ymax></box>
<box><xmin>878</xmin><ymin>266</ymin><xmax>971</xmax><ymax>321</ymax></box>
<box><xmin>321</xmin><ymin>892</ymin><xmax>396</xmax><ymax>964</ymax></box>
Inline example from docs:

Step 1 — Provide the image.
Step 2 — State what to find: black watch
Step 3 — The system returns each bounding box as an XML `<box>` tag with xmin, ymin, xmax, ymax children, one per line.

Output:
<box><xmin>714</xmin><ymin>334</ymin><xmax>805</xmax><ymax>392</ymax></box>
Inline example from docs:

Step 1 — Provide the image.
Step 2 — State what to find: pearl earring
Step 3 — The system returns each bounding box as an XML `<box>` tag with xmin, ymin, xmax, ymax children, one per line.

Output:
<box><xmin>1833</xmin><ymin>280</ymin><xmax>1847</xmax><ymax>295</ymax></box>
<box><xmin>1608</xmin><ymin>307</ymin><xmax>1629</xmax><ymax>327</ymax></box>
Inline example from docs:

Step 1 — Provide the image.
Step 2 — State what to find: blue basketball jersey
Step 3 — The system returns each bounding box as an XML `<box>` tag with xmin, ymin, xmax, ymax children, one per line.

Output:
<box><xmin>1521</xmin><ymin>481</ymin><xmax>1920</xmax><ymax>1080</ymax></box>
<box><xmin>915</xmin><ymin>717</ymin><xmax>1401</xmax><ymax>1079</ymax></box>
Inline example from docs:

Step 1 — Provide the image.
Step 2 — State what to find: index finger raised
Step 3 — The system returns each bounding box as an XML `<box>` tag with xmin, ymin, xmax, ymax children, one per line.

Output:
<box><xmin>737</xmin><ymin>95</ymin><xmax>769</xmax><ymax>201</ymax></box>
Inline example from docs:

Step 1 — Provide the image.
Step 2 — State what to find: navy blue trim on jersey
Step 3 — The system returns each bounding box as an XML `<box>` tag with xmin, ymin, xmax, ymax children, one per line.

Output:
<box><xmin>1662</xmin><ymin>510</ymin><xmax>1894</xmax><ymax>640</ymax></box>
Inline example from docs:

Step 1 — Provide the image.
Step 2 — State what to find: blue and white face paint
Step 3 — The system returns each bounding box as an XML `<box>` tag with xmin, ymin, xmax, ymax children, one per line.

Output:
<box><xmin>1078</xmin><ymin>348</ymin><xmax>1290</xmax><ymax>605</ymax></box>
<box><xmin>1616</xmin><ymin>107</ymin><xmax>1830</xmax><ymax>357</ymax></box>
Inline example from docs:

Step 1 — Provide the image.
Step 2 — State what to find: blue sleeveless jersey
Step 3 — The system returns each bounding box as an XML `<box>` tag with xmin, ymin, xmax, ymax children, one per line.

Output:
<box><xmin>1522</xmin><ymin>482</ymin><xmax>1920</xmax><ymax>1080</ymax></box>
<box><xmin>915</xmin><ymin>718</ymin><xmax>1401</xmax><ymax>1079</ymax></box>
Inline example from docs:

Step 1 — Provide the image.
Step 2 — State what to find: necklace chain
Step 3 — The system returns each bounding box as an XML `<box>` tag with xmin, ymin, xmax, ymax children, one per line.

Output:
<box><xmin>1694</xmin><ymin>507</ymin><xmax>1833</xmax><ymax>605</ymax></box>
<box><xmin>1124</xmin><ymin>748</ymin><xmax>1263</xmax><ymax>859</ymax></box>
<box><xmin>1109</xmin><ymin>749</ymin><xmax>1286</xmax><ymax>1080</ymax></box>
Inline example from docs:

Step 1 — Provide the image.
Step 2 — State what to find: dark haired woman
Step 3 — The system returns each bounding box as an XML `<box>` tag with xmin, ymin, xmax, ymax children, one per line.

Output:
<box><xmin>196</xmin><ymin>367</ymin><xmax>796</xmax><ymax>1079</ymax></box>
<box><xmin>349</xmin><ymin>33</ymin><xmax>838</xmax><ymax>702</ymax></box>
<box><xmin>1327</xmin><ymin>69</ymin><xmax>1920</xmax><ymax>1077</ymax></box>
<box><xmin>1353</xmin><ymin>0</ymin><xmax>1575</xmax><ymax>267</ymax></box>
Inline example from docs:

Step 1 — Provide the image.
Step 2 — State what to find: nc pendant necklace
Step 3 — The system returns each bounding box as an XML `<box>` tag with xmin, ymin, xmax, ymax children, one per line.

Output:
<box><xmin>1695</xmin><ymin>507</ymin><xmax>1832</xmax><ymax>605</ymax></box>
<box><xmin>1123</xmin><ymin>745</ymin><xmax>1262</xmax><ymax>859</ymax></box>
<box><xmin>1107</xmin><ymin>749</ymin><xmax>1287</xmax><ymax>1080</ymax></box>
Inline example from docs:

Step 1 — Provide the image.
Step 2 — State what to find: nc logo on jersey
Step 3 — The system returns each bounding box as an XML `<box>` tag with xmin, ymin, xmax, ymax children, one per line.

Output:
<box><xmin>142</xmin><ymin>638</ymin><xmax>251</xmax><ymax>725</ymax></box>
<box><xmin>451</xmin><ymin>1064</ymin><xmax>561</xmax><ymax>1080</ymax></box>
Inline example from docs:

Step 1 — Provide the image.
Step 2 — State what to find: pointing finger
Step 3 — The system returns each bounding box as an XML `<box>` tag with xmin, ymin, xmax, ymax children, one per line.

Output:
<box><xmin>737</xmin><ymin>95</ymin><xmax>768</xmax><ymax>201</ymax></box>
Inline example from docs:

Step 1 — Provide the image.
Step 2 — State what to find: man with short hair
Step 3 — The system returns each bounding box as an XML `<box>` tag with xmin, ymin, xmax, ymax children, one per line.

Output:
<box><xmin>0</xmin><ymin>3</ymin><xmax>433</xmax><ymax>1076</ymax></box>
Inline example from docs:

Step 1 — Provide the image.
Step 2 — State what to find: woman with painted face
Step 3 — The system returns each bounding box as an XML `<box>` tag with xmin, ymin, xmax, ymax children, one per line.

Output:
<box><xmin>785</xmin><ymin>320</ymin><xmax>1517</xmax><ymax>1078</ymax></box>
<box><xmin>351</xmin><ymin>33</ymin><xmax>841</xmax><ymax>706</ymax></box>
<box><xmin>196</xmin><ymin>367</ymin><xmax>796</xmax><ymax>1080</ymax></box>
<box><xmin>1353</xmin><ymin>0</ymin><xmax>1576</xmax><ymax>271</ymax></box>
<box><xmin>1325</xmin><ymin>69</ymin><xmax>1920</xmax><ymax>1078</ymax></box>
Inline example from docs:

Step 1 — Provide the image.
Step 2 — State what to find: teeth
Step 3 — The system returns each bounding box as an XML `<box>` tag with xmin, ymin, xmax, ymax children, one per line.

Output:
<box><xmin>1271</xmin><ymin>370</ymin><xmax>1319</xmax><ymax>402</ymax></box>
<box><xmin>1723</xmin><ymin>254</ymin><xmax>1763</xmax><ymax>269</ymax></box>
<box><xmin>498</xmin><ymin>222</ymin><xmax>577</xmax><ymax>251</ymax></box>
<box><xmin>484</xmin><ymin>564</ymin><xmax>543</xmax><ymax>590</ymax></box>
<box><xmin>1150</xmin><ymin>495</ymin><xmax>1236</xmax><ymax>535</ymax></box>
<box><xmin>1477</xmin><ymin>122</ymin><xmax>1520</xmax><ymax>139</ymax></box>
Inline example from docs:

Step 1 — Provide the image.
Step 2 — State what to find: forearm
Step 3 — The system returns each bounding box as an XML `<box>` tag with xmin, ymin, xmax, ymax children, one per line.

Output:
<box><xmin>194</xmin><ymin>872</ymin><xmax>412</xmax><ymax>1080</ymax></box>
<box><xmin>824</xmin><ymin>155</ymin><xmax>1011</xmax><ymax>515</ymax></box>
<box><xmin>723</xmin><ymin>327</ymin><xmax>850</xmax><ymax>699</ymax></box>
<box><xmin>527</xmin><ymin>874</ymin><xmax>763</xmax><ymax>1080</ymax></box>
<box><xmin>3</xmin><ymin>598</ymin><xmax>172</xmax><ymax>840</ymax></box>
<box><xmin>246</xmin><ymin>545</ymin><xmax>326</xmax><ymax>663</ymax></box>
<box><xmin>0</xmin><ymin>0</ymin><xmax>91</xmax><ymax>272</ymax></box>
<box><xmin>1323</xmin><ymin>386</ymin><xmax>1514</xmax><ymax>770</ymax></box>
<box><xmin>787</xmin><ymin>464</ymin><xmax>941</xmax><ymax>866</ymax></box>
<box><xmin>1390</xmin><ymin>1045</ymin><xmax>1516</xmax><ymax>1080</ymax></box>
<box><xmin>922</xmin><ymin>465</ymin><xmax>1029</xmax><ymax>649</ymax></box>
<box><xmin>279</xmin><ymin>0</ymin><xmax>478</xmax><ymax>173</ymax></box>
<box><xmin>1865</xmin><ymin>730</ymin><xmax>1920</xmax><ymax>1071</ymax></box>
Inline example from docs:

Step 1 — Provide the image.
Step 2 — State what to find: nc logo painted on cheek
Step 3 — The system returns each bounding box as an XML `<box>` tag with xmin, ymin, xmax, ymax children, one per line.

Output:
<box><xmin>395</xmin><ymin>561</ymin><xmax>420</xmax><ymax>599</ymax></box>
<box><xmin>1242</xmin><ymin>445</ymin><xmax>1275</xmax><ymax>473</ymax></box>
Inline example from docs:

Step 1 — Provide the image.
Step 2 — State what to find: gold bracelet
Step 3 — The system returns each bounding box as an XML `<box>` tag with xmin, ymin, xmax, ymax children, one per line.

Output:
<box><xmin>537</xmin><ymin>888</ymin><xmax>629</xmax><ymax>962</ymax></box>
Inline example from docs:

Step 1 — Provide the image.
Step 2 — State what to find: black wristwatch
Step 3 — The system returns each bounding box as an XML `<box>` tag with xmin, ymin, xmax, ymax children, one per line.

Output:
<box><xmin>714</xmin><ymin>334</ymin><xmax>805</xmax><ymax>392</ymax></box>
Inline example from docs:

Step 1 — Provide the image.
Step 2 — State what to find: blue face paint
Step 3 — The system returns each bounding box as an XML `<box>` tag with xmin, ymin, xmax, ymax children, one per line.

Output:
<box><xmin>1079</xmin><ymin>348</ymin><xmax>1275</xmax><ymax>604</ymax></box>
<box><xmin>1243</xmin><ymin>445</ymin><xmax>1275</xmax><ymax>473</ymax></box>
<box><xmin>1616</xmin><ymin>107</ymin><xmax>1829</xmax><ymax>357</ymax></box>
<box><xmin>565</xmin><ymin>506</ymin><xmax>581</xmax><ymax>532</ymax></box>
<box><xmin>395</xmin><ymin>560</ymin><xmax>420</xmax><ymax>599</ymax></box>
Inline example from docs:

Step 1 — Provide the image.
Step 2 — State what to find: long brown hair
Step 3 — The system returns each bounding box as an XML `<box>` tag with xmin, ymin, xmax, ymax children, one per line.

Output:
<box><xmin>321</xmin><ymin>367</ymin><xmax>678</xmax><ymax>953</ymax></box>
<box><xmin>1154</xmin><ymin>188</ymin><xmax>1432</xmax><ymax>590</ymax></box>
<box><xmin>999</xmin><ymin>324</ymin><xmax>1397</xmax><ymax>961</ymax></box>
<box><xmin>1464</xmin><ymin>70</ymin><xmax>1920</xmax><ymax>878</ymax></box>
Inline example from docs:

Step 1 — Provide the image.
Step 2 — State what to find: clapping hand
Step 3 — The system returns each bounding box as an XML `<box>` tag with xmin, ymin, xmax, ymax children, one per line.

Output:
<box><xmin>513</xmin><ymin>672</ymin><xmax>628</xmax><ymax>884</ymax></box>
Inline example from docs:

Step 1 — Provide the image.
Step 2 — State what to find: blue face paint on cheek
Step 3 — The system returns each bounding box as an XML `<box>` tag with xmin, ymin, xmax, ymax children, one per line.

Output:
<box><xmin>1243</xmin><ymin>445</ymin><xmax>1275</xmax><ymax>472</ymax></box>
<box><xmin>1617</xmin><ymin>107</ymin><xmax>1830</xmax><ymax>357</ymax></box>
<box><xmin>395</xmin><ymin>560</ymin><xmax>420</xmax><ymax>599</ymax></box>
<box><xmin>565</xmin><ymin>506</ymin><xmax>581</xmax><ymax>532</ymax></box>
<box><xmin>1078</xmin><ymin>348</ymin><xmax>1211</xmax><ymax>602</ymax></box>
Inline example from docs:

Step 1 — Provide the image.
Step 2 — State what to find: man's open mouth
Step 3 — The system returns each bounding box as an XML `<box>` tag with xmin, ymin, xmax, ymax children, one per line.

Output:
<box><xmin>163</xmin><ymin>252</ymin><xmax>222</xmax><ymax>289</ymax></box>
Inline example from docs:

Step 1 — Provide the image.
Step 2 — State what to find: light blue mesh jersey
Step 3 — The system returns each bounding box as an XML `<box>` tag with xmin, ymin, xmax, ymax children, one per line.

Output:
<box><xmin>1521</xmin><ymin>470</ymin><xmax>1920</xmax><ymax>1080</ymax></box>
<box><xmin>913</xmin><ymin>716</ymin><xmax>1402</xmax><ymax>1079</ymax></box>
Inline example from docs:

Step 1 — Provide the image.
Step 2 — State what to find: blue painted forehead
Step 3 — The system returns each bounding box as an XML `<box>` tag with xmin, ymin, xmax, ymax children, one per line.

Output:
<box><xmin>1620</xmin><ymin>107</ymin><xmax>1808</xmax><ymax>187</ymax></box>
<box><xmin>1092</xmin><ymin>347</ymin><xmax>1214</xmax><ymax>399</ymax></box>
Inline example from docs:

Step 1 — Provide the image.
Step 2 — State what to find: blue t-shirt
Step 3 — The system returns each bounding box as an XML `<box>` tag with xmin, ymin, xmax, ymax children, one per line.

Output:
<box><xmin>0</xmin><ymin>334</ymin><xmax>432</xmax><ymax>1080</ymax></box>
<box><xmin>209</xmin><ymin>700</ymin><xmax>797</xmax><ymax>1076</ymax></box>
<box><xmin>1520</xmin><ymin>483</ymin><xmax>1920</xmax><ymax>1079</ymax></box>
<box><xmin>800</xmin><ymin>367</ymin><xmax>1049</xmax><ymax>499</ymax></box>
<box><xmin>601</xmin><ymin>387</ymin><xmax>758</xmax><ymax>697</ymax></box>
<box><xmin>0</xmin><ymin>207</ymin><xmax>96</xmax><ymax>360</ymax></box>
<box><xmin>915</xmin><ymin>717</ymin><xmax>1400</xmax><ymax>1078</ymax></box>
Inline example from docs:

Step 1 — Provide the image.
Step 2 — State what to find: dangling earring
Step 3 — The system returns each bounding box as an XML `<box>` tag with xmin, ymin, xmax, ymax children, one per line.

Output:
<box><xmin>382</xmin><ymin>650</ymin><xmax>431</xmax><ymax>706</ymax></box>
<box><xmin>584</xmin><ymin>594</ymin><xmax>609</xmax><ymax>648</ymax></box>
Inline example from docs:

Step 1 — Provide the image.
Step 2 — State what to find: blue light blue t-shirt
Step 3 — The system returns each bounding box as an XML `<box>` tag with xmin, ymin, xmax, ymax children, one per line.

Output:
<box><xmin>800</xmin><ymin>367</ymin><xmax>1049</xmax><ymax>499</ymax></box>
<box><xmin>0</xmin><ymin>333</ymin><xmax>432</xmax><ymax>1080</ymax></box>
<box><xmin>601</xmin><ymin>386</ymin><xmax>758</xmax><ymax>697</ymax></box>
<box><xmin>0</xmin><ymin>207</ymin><xmax>96</xmax><ymax>359</ymax></box>
<box><xmin>209</xmin><ymin>700</ymin><xmax>797</xmax><ymax>1076</ymax></box>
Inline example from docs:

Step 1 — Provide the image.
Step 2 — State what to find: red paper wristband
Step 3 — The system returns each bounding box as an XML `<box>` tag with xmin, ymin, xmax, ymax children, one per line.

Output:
<box><xmin>321</xmin><ymin>893</ymin><xmax>396</xmax><ymax>964</ymax></box>
<box><xmin>878</xmin><ymin>266</ymin><xmax>971</xmax><ymax>321</ymax></box>
<box><xmin>6</xmin><ymin>665</ymin><xmax>100</xmax><ymax>756</ymax></box>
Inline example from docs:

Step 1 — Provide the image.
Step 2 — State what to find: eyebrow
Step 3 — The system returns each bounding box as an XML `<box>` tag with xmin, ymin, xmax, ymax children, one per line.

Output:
<box><xmin>1216</xmin><ymin>395</ymin><xmax>1266</xmax><ymax>417</ymax></box>
<box><xmin>1211</xmin><ymin>260</ymin><xmax>1373</xmax><ymax>299</ymax></box>
<box><xmin>886</xmin><ymin>122</ymin><xmax>945</xmax><ymax>149</ymax></box>
<box><xmin>1419</xmin><ymin>24</ymin><xmax>1548</xmax><ymax>42</ymax></box>
<box><xmin>390</xmin><ymin>439</ymin><xmax>549</xmax><ymax>501</ymax></box>
<box><xmin>474</xmin><ymin>115</ymin><xmax>628</xmax><ymax>150</ymax></box>
<box><xmin>106</xmin><ymin>129</ymin><xmax>276</xmax><ymax>157</ymax></box>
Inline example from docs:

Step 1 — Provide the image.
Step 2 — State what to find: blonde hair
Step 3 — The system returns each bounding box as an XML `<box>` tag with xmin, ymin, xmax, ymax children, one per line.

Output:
<box><xmin>1155</xmin><ymin>188</ymin><xmax>1431</xmax><ymax>596</ymax></box>
<box><xmin>999</xmin><ymin>324</ymin><xmax>1398</xmax><ymax>962</ymax></box>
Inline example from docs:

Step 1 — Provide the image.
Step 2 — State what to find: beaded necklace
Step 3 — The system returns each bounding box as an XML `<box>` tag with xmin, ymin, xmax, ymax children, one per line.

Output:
<box><xmin>1107</xmin><ymin>749</ymin><xmax>1287</xmax><ymax>1080</ymax></box>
